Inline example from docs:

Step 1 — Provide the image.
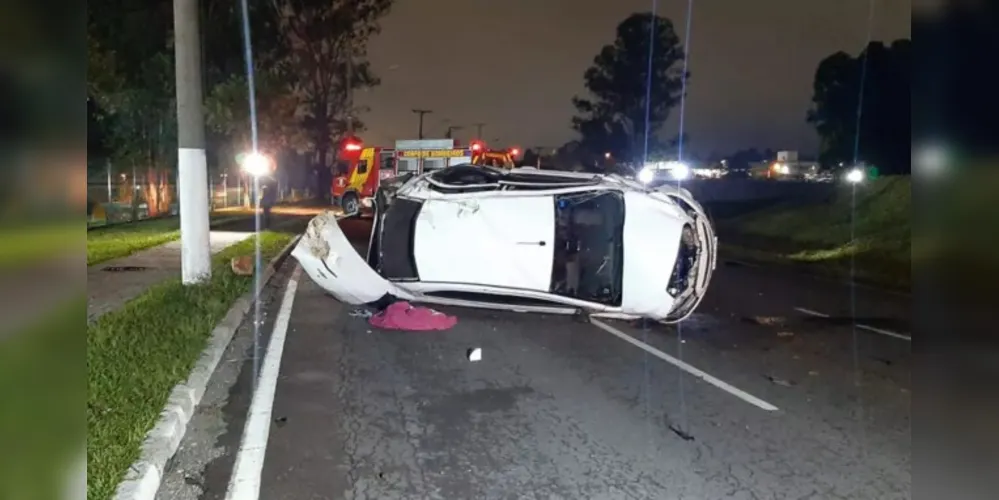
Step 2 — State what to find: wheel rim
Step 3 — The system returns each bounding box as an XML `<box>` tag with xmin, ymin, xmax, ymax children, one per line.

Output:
<box><xmin>344</xmin><ymin>196</ymin><xmax>358</xmax><ymax>213</ymax></box>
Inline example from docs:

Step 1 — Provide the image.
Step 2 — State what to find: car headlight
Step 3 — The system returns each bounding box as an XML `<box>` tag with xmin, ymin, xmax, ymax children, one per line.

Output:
<box><xmin>638</xmin><ymin>168</ymin><xmax>655</xmax><ymax>184</ymax></box>
<box><xmin>671</xmin><ymin>164</ymin><xmax>690</xmax><ymax>180</ymax></box>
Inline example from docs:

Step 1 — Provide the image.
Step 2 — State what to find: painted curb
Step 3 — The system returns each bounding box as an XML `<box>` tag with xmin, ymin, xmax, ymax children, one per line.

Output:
<box><xmin>111</xmin><ymin>233</ymin><xmax>303</xmax><ymax>500</ymax></box>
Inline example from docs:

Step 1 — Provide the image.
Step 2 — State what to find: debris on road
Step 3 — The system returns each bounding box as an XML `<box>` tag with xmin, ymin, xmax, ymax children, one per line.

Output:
<box><xmin>349</xmin><ymin>308</ymin><xmax>373</xmax><ymax>318</ymax></box>
<box><xmin>777</xmin><ymin>330</ymin><xmax>795</xmax><ymax>338</ymax></box>
<box><xmin>467</xmin><ymin>347</ymin><xmax>482</xmax><ymax>362</ymax></box>
<box><xmin>669</xmin><ymin>424</ymin><xmax>695</xmax><ymax>441</ymax></box>
<box><xmin>231</xmin><ymin>255</ymin><xmax>254</xmax><ymax>276</ymax></box>
<box><xmin>368</xmin><ymin>301</ymin><xmax>458</xmax><ymax>331</ymax></box>
<box><xmin>766</xmin><ymin>375</ymin><xmax>795</xmax><ymax>387</ymax></box>
<box><xmin>747</xmin><ymin>316</ymin><xmax>786</xmax><ymax>326</ymax></box>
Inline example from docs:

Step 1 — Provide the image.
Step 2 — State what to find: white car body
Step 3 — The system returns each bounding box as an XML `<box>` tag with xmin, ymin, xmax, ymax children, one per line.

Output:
<box><xmin>292</xmin><ymin>165</ymin><xmax>717</xmax><ymax>322</ymax></box>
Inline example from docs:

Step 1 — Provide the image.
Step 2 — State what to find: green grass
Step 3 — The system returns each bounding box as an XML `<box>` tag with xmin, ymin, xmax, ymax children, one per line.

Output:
<box><xmin>86</xmin><ymin>215</ymin><xmax>246</xmax><ymax>266</ymax></box>
<box><xmin>0</xmin><ymin>298</ymin><xmax>84</xmax><ymax>500</ymax></box>
<box><xmin>720</xmin><ymin>176</ymin><xmax>911</xmax><ymax>290</ymax></box>
<box><xmin>86</xmin><ymin>232</ymin><xmax>294</xmax><ymax>500</ymax></box>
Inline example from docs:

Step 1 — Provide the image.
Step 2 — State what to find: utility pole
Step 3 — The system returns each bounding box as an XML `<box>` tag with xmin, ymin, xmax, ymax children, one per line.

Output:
<box><xmin>174</xmin><ymin>0</ymin><xmax>212</xmax><ymax>284</ymax></box>
<box><xmin>445</xmin><ymin>125</ymin><xmax>462</xmax><ymax>139</ymax></box>
<box><xmin>472</xmin><ymin>122</ymin><xmax>485</xmax><ymax>140</ymax></box>
<box><xmin>412</xmin><ymin>109</ymin><xmax>432</xmax><ymax>139</ymax></box>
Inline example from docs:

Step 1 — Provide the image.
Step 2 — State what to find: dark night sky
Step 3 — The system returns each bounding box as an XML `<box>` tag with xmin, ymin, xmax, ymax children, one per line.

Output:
<box><xmin>357</xmin><ymin>0</ymin><xmax>911</xmax><ymax>157</ymax></box>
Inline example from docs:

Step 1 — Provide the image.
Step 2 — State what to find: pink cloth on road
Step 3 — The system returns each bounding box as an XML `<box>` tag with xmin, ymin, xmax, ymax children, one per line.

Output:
<box><xmin>368</xmin><ymin>301</ymin><xmax>458</xmax><ymax>331</ymax></box>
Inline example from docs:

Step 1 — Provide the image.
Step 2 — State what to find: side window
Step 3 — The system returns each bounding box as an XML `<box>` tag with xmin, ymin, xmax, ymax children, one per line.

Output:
<box><xmin>333</xmin><ymin>160</ymin><xmax>350</xmax><ymax>176</ymax></box>
<box><xmin>381</xmin><ymin>155</ymin><xmax>395</xmax><ymax>173</ymax></box>
<box><xmin>357</xmin><ymin>160</ymin><xmax>369</xmax><ymax>175</ymax></box>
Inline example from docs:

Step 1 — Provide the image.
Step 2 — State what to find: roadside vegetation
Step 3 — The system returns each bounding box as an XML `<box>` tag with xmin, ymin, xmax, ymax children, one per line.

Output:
<box><xmin>86</xmin><ymin>232</ymin><xmax>293</xmax><ymax>500</ymax></box>
<box><xmin>86</xmin><ymin>214</ymin><xmax>246</xmax><ymax>266</ymax></box>
<box><xmin>721</xmin><ymin>176</ymin><xmax>911</xmax><ymax>290</ymax></box>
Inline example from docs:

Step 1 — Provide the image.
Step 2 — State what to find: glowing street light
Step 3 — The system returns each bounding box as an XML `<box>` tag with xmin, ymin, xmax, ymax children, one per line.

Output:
<box><xmin>604</xmin><ymin>152</ymin><xmax>611</xmax><ymax>159</ymax></box>
<box><xmin>240</xmin><ymin>151</ymin><xmax>272</xmax><ymax>177</ymax></box>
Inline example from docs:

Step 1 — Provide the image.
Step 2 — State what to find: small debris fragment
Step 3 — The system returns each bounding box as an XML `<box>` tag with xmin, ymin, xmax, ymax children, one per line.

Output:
<box><xmin>669</xmin><ymin>424</ymin><xmax>695</xmax><ymax>441</ymax></box>
<box><xmin>349</xmin><ymin>308</ymin><xmax>373</xmax><ymax>318</ymax></box>
<box><xmin>230</xmin><ymin>255</ymin><xmax>254</xmax><ymax>276</ymax></box>
<box><xmin>467</xmin><ymin>348</ymin><xmax>482</xmax><ymax>362</ymax></box>
<box><xmin>752</xmin><ymin>316</ymin><xmax>785</xmax><ymax>326</ymax></box>
<box><xmin>766</xmin><ymin>375</ymin><xmax>794</xmax><ymax>387</ymax></box>
<box><xmin>274</xmin><ymin>416</ymin><xmax>288</xmax><ymax>427</ymax></box>
<box><xmin>777</xmin><ymin>331</ymin><xmax>795</xmax><ymax>338</ymax></box>
<box><xmin>808</xmin><ymin>370</ymin><xmax>819</xmax><ymax>376</ymax></box>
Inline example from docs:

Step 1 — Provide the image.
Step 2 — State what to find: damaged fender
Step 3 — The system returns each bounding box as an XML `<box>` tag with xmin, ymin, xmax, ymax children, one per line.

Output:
<box><xmin>291</xmin><ymin>211</ymin><xmax>410</xmax><ymax>305</ymax></box>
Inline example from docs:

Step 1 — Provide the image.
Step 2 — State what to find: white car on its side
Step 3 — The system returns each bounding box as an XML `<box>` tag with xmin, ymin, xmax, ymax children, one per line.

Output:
<box><xmin>292</xmin><ymin>165</ymin><xmax>717</xmax><ymax>322</ymax></box>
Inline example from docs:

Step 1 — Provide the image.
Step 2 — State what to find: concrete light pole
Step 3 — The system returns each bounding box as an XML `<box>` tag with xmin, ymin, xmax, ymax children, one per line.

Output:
<box><xmin>173</xmin><ymin>0</ymin><xmax>212</xmax><ymax>284</ymax></box>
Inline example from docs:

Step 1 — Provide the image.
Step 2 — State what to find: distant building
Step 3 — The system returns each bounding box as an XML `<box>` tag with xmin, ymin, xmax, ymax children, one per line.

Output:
<box><xmin>748</xmin><ymin>150</ymin><xmax>820</xmax><ymax>180</ymax></box>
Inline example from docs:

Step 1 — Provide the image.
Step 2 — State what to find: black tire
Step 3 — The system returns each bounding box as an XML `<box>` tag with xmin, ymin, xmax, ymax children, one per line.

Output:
<box><xmin>341</xmin><ymin>192</ymin><xmax>360</xmax><ymax>215</ymax></box>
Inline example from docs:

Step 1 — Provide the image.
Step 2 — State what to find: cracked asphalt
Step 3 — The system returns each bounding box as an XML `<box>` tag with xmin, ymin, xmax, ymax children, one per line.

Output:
<box><xmin>158</xmin><ymin>217</ymin><xmax>914</xmax><ymax>500</ymax></box>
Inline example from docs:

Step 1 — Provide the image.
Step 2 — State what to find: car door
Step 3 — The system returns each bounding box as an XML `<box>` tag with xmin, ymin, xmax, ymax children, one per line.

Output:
<box><xmin>413</xmin><ymin>195</ymin><xmax>555</xmax><ymax>292</ymax></box>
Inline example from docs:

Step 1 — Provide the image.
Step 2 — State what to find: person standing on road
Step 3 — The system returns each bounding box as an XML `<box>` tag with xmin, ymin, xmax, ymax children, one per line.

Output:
<box><xmin>260</xmin><ymin>179</ymin><xmax>277</xmax><ymax>229</ymax></box>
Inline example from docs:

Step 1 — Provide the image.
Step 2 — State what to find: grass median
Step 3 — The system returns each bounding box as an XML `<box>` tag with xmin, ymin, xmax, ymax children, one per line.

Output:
<box><xmin>87</xmin><ymin>214</ymin><xmax>247</xmax><ymax>266</ymax></box>
<box><xmin>86</xmin><ymin>231</ymin><xmax>294</xmax><ymax>500</ymax></box>
<box><xmin>719</xmin><ymin>176</ymin><xmax>911</xmax><ymax>290</ymax></box>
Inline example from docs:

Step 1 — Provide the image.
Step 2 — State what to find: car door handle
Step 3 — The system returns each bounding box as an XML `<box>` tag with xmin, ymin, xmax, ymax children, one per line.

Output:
<box><xmin>516</xmin><ymin>241</ymin><xmax>547</xmax><ymax>246</ymax></box>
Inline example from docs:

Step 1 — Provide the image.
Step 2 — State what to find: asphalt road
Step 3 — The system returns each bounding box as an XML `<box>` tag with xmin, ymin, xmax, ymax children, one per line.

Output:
<box><xmin>158</xmin><ymin>216</ymin><xmax>916</xmax><ymax>500</ymax></box>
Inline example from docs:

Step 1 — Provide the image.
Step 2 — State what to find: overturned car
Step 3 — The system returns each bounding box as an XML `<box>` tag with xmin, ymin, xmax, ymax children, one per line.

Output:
<box><xmin>291</xmin><ymin>165</ymin><xmax>717</xmax><ymax>323</ymax></box>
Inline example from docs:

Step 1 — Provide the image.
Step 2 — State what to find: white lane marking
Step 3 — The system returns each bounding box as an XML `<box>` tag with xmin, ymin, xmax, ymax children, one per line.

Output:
<box><xmin>589</xmin><ymin>318</ymin><xmax>780</xmax><ymax>412</ymax></box>
<box><xmin>225</xmin><ymin>266</ymin><xmax>302</xmax><ymax>500</ymax></box>
<box><xmin>794</xmin><ymin>307</ymin><xmax>911</xmax><ymax>342</ymax></box>
<box><xmin>856</xmin><ymin>323</ymin><xmax>911</xmax><ymax>341</ymax></box>
<box><xmin>793</xmin><ymin>307</ymin><xmax>829</xmax><ymax>318</ymax></box>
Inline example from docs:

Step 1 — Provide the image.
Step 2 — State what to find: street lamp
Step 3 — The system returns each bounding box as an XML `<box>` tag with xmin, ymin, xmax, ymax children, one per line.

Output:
<box><xmin>240</xmin><ymin>151</ymin><xmax>271</xmax><ymax>177</ymax></box>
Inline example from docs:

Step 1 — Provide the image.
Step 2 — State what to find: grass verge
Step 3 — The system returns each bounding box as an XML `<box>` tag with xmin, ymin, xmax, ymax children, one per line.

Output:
<box><xmin>87</xmin><ymin>214</ymin><xmax>246</xmax><ymax>266</ymax></box>
<box><xmin>719</xmin><ymin>176</ymin><xmax>911</xmax><ymax>291</ymax></box>
<box><xmin>86</xmin><ymin>231</ymin><xmax>294</xmax><ymax>500</ymax></box>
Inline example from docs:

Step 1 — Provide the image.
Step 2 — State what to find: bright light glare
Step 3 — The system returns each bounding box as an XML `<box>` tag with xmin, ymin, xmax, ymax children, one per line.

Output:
<box><xmin>845</xmin><ymin>168</ymin><xmax>864</xmax><ymax>183</ymax></box>
<box><xmin>671</xmin><ymin>163</ymin><xmax>690</xmax><ymax>180</ymax></box>
<box><xmin>638</xmin><ymin>167</ymin><xmax>655</xmax><ymax>184</ymax></box>
<box><xmin>915</xmin><ymin>143</ymin><xmax>949</xmax><ymax>178</ymax></box>
<box><xmin>241</xmin><ymin>151</ymin><xmax>271</xmax><ymax>176</ymax></box>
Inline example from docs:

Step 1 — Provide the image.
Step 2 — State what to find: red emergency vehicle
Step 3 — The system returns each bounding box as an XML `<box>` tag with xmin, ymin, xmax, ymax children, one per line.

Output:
<box><xmin>331</xmin><ymin>136</ymin><xmax>395</xmax><ymax>215</ymax></box>
<box><xmin>331</xmin><ymin>137</ymin><xmax>521</xmax><ymax>214</ymax></box>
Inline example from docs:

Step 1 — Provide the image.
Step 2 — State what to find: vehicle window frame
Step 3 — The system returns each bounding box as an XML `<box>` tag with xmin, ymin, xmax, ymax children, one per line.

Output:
<box><xmin>357</xmin><ymin>159</ymin><xmax>369</xmax><ymax>175</ymax></box>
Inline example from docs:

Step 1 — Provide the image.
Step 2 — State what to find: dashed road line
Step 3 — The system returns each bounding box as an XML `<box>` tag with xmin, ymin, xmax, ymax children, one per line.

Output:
<box><xmin>589</xmin><ymin>317</ymin><xmax>780</xmax><ymax>412</ymax></box>
<box><xmin>794</xmin><ymin>307</ymin><xmax>911</xmax><ymax>341</ymax></box>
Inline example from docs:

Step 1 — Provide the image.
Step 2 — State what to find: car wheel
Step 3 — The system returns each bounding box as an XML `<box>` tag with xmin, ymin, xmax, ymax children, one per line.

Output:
<box><xmin>342</xmin><ymin>193</ymin><xmax>360</xmax><ymax>215</ymax></box>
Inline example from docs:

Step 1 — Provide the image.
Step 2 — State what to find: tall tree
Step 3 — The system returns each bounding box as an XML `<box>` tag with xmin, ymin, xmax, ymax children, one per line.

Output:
<box><xmin>807</xmin><ymin>39</ymin><xmax>910</xmax><ymax>174</ymax></box>
<box><xmin>270</xmin><ymin>0</ymin><xmax>392</xmax><ymax>198</ymax></box>
<box><xmin>571</xmin><ymin>12</ymin><xmax>688</xmax><ymax>163</ymax></box>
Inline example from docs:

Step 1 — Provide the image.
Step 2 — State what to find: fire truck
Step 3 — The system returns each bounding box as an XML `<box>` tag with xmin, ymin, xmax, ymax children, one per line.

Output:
<box><xmin>331</xmin><ymin>137</ymin><xmax>520</xmax><ymax>215</ymax></box>
<box><xmin>470</xmin><ymin>141</ymin><xmax>518</xmax><ymax>168</ymax></box>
